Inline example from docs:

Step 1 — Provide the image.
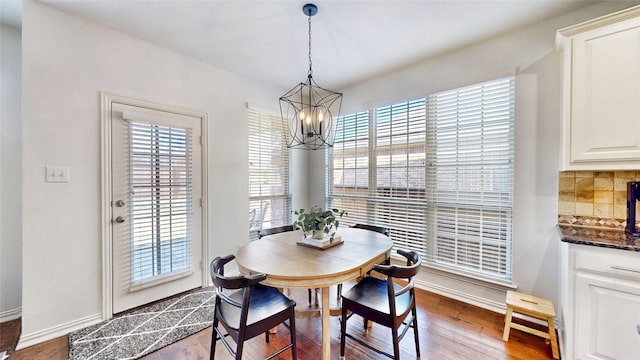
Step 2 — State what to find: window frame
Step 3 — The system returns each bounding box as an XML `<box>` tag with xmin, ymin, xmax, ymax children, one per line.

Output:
<box><xmin>248</xmin><ymin>107</ymin><xmax>292</xmax><ymax>241</ymax></box>
<box><xmin>327</xmin><ymin>77</ymin><xmax>515</xmax><ymax>283</ymax></box>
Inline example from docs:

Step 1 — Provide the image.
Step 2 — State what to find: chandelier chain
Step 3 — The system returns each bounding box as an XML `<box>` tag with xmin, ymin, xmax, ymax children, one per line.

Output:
<box><xmin>308</xmin><ymin>15</ymin><xmax>313</xmax><ymax>78</ymax></box>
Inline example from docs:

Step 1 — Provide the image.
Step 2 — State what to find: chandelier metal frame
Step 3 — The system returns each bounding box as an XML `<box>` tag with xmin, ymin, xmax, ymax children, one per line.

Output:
<box><xmin>279</xmin><ymin>3</ymin><xmax>343</xmax><ymax>150</ymax></box>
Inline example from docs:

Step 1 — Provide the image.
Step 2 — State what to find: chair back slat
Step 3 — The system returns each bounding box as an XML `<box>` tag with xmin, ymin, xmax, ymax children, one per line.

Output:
<box><xmin>350</xmin><ymin>223</ymin><xmax>390</xmax><ymax>237</ymax></box>
<box><xmin>210</xmin><ymin>255</ymin><xmax>266</xmax><ymax>290</ymax></box>
<box><xmin>373</xmin><ymin>252</ymin><xmax>421</xmax><ymax>279</ymax></box>
<box><xmin>216</xmin><ymin>291</ymin><xmax>243</xmax><ymax>308</ymax></box>
<box><xmin>394</xmin><ymin>278</ymin><xmax>415</xmax><ymax>297</ymax></box>
<box><xmin>381</xmin><ymin>251</ymin><xmax>420</xmax><ymax>317</ymax></box>
<box><xmin>398</xmin><ymin>249</ymin><xmax>420</xmax><ymax>266</ymax></box>
<box><xmin>259</xmin><ymin>225</ymin><xmax>294</xmax><ymax>239</ymax></box>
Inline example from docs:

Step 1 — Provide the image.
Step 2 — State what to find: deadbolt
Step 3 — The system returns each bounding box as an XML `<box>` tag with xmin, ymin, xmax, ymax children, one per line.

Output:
<box><xmin>115</xmin><ymin>216</ymin><xmax>126</xmax><ymax>223</ymax></box>
<box><xmin>115</xmin><ymin>200</ymin><xmax>125</xmax><ymax>207</ymax></box>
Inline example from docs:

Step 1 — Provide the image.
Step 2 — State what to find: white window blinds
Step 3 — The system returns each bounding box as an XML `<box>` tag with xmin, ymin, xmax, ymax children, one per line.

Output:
<box><xmin>248</xmin><ymin>108</ymin><xmax>291</xmax><ymax>240</ymax></box>
<box><xmin>329</xmin><ymin>101</ymin><xmax>429</xmax><ymax>257</ymax></box>
<box><xmin>128</xmin><ymin>122</ymin><xmax>192</xmax><ymax>283</ymax></box>
<box><xmin>375</xmin><ymin>99</ymin><xmax>428</xmax><ymax>255</ymax></box>
<box><xmin>426</xmin><ymin>78</ymin><xmax>514</xmax><ymax>281</ymax></box>
<box><xmin>328</xmin><ymin>77</ymin><xmax>515</xmax><ymax>282</ymax></box>
<box><xmin>328</xmin><ymin>111</ymin><xmax>370</xmax><ymax>223</ymax></box>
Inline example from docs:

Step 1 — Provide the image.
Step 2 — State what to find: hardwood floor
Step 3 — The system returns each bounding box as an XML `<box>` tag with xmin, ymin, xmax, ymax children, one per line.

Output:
<box><xmin>1</xmin><ymin>288</ymin><xmax>556</xmax><ymax>359</ymax></box>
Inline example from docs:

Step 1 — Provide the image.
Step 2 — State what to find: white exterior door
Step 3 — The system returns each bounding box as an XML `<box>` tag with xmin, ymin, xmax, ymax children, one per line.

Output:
<box><xmin>110</xmin><ymin>102</ymin><xmax>204</xmax><ymax>314</ymax></box>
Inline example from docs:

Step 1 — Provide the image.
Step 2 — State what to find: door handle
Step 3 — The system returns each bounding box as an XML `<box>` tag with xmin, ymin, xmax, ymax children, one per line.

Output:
<box><xmin>115</xmin><ymin>200</ymin><xmax>125</xmax><ymax>207</ymax></box>
<box><xmin>115</xmin><ymin>216</ymin><xmax>126</xmax><ymax>223</ymax></box>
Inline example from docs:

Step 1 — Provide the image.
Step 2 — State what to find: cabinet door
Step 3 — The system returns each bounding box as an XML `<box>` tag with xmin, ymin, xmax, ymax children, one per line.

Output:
<box><xmin>575</xmin><ymin>271</ymin><xmax>640</xmax><ymax>360</ymax></box>
<box><xmin>570</xmin><ymin>17</ymin><xmax>640</xmax><ymax>165</ymax></box>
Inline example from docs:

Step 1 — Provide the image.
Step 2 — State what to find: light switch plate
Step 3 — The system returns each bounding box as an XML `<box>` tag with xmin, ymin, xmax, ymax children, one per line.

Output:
<box><xmin>45</xmin><ymin>166</ymin><xmax>70</xmax><ymax>183</ymax></box>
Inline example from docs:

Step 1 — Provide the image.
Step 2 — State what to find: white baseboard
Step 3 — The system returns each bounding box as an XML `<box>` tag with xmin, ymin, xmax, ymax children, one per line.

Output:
<box><xmin>414</xmin><ymin>278</ymin><xmax>506</xmax><ymax>314</ymax></box>
<box><xmin>0</xmin><ymin>307</ymin><xmax>21</xmax><ymax>323</ymax></box>
<box><xmin>415</xmin><ymin>279</ymin><xmax>557</xmax><ymax>331</ymax></box>
<box><xmin>15</xmin><ymin>313</ymin><xmax>103</xmax><ymax>351</ymax></box>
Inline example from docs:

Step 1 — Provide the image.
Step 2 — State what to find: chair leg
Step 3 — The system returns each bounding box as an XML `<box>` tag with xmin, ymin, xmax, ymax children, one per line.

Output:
<box><xmin>340</xmin><ymin>306</ymin><xmax>348</xmax><ymax>358</ymax></box>
<box><xmin>412</xmin><ymin>304</ymin><xmax>421</xmax><ymax>357</ymax></box>
<box><xmin>307</xmin><ymin>288</ymin><xmax>320</xmax><ymax>305</ymax></box>
<box><xmin>289</xmin><ymin>310</ymin><xmax>297</xmax><ymax>360</ymax></box>
<box><xmin>210</xmin><ymin>318</ymin><xmax>218</xmax><ymax>360</ymax></box>
<box><xmin>265</xmin><ymin>331</ymin><xmax>269</xmax><ymax>343</ymax></box>
<box><xmin>235</xmin><ymin>339</ymin><xmax>244</xmax><ymax>360</ymax></box>
<box><xmin>391</xmin><ymin>325</ymin><xmax>400</xmax><ymax>360</ymax></box>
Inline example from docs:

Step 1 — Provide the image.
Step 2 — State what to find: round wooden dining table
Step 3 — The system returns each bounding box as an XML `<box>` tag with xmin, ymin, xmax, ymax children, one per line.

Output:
<box><xmin>235</xmin><ymin>227</ymin><xmax>393</xmax><ymax>360</ymax></box>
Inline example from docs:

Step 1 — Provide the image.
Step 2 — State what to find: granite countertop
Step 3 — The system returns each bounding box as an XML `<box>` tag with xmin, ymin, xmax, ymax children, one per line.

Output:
<box><xmin>559</xmin><ymin>224</ymin><xmax>640</xmax><ymax>252</ymax></box>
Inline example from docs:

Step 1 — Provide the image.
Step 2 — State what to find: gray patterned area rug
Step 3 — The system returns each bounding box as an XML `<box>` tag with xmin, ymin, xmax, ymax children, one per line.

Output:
<box><xmin>68</xmin><ymin>287</ymin><xmax>215</xmax><ymax>360</ymax></box>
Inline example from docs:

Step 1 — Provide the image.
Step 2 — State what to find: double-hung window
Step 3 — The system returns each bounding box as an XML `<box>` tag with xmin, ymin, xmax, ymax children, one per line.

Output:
<box><xmin>426</xmin><ymin>78</ymin><xmax>515</xmax><ymax>281</ymax></box>
<box><xmin>327</xmin><ymin>111</ymin><xmax>370</xmax><ymax>222</ymax></box>
<box><xmin>328</xmin><ymin>77</ymin><xmax>515</xmax><ymax>282</ymax></box>
<box><xmin>248</xmin><ymin>108</ymin><xmax>291</xmax><ymax>240</ymax></box>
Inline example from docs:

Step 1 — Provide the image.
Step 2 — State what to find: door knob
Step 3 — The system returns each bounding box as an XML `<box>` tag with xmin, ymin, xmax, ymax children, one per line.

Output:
<box><xmin>115</xmin><ymin>216</ymin><xmax>126</xmax><ymax>223</ymax></box>
<box><xmin>115</xmin><ymin>200</ymin><xmax>125</xmax><ymax>207</ymax></box>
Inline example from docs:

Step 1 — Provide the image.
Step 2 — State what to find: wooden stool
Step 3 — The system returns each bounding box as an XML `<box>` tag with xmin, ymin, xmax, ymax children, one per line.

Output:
<box><xmin>503</xmin><ymin>290</ymin><xmax>559</xmax><ymax>359</ymax></box>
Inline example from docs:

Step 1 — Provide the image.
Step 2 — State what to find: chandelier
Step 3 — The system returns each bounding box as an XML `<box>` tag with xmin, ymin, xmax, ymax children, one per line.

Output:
<box><xmin>279</xmin><ymin>3</ymin><xmax>342</xmax><ymax>150</ymax></box>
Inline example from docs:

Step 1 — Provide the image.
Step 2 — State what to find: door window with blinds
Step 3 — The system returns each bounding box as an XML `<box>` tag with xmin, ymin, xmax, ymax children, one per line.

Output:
<box><xmin>108</xmin><ymin>97</ymin><xmax>203</xmax><ymax>314</ymax></box>
<box><xmin>128</xmin><ymin>122</ymin><xmax>192</xmax><ymax>282</ymax></box>
<box><xmin>248</xmin><ymin>108</ymin><xmax>291</xmax><ymax>240</ymax></box>
<box><xmin>328</xmin><ymin>77</ymin><xmax>515</xmax><ymax>282</ymax></box>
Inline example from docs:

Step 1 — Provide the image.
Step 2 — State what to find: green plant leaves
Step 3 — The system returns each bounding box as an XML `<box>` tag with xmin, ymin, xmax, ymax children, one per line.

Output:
<box><xmin>291</xmin><ymin>205</ymin><xmax>346</xmax><ymax>238</ymax></box>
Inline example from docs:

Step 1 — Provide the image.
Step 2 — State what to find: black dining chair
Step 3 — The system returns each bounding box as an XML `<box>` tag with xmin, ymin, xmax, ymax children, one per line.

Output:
<box><xmin>209</xmin><ymin>255</ymin><xmax>297</xmax><ymax>360</ymax></box>
<box><xmin>258</xmin><ymin>224</ymin><xmax>294</xmax><ymax>239</ymax></box>
<box><xmin>340</xmin><ymin>249</ymin><xmax>421</xmax><ymax>359</ymax></box>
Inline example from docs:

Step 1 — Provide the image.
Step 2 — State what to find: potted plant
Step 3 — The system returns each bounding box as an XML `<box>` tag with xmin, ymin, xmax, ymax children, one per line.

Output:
<box><xmin>293</xmin><ymin>206</ymin><xmax>346</xmax><ymax>241</ymax></box>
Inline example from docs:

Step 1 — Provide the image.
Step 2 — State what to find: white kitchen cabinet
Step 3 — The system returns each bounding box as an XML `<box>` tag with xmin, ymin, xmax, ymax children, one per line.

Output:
<box><xmin>557</xmin><ymin>6</ymin><xmax>640</xmax><ymax>170</ymax></box>
<box><xmin>566</xmin><ymin>244</ymin><xmax>640</xmax><ymax>359</ymax></box>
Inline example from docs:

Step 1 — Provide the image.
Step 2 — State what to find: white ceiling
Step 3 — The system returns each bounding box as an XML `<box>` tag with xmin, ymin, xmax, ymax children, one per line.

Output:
<box><xmin>1</xmin><ymin>0</ymin><xmax>616</xmax><ymax>90</ymax></box>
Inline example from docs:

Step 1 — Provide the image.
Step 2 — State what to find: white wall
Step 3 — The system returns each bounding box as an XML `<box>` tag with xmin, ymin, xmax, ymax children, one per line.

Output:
<box><xmin>18</xmin><ymin>0</ymin><xmax>288</xmax><ymax>347</ymax></box>
<box><xmin>319</xmin><ymin>1</ymin><xmax>640</xmax><ymax>312</ymax></box>
<box><xmin>0</xmin><ymin>23</ymin><xmax>22</xmax><ymax>322</ymax></box>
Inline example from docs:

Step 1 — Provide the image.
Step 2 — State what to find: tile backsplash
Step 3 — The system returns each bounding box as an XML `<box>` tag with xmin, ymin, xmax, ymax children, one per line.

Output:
<box><xmin>558</xmin><ymin>171</ymin><xmax>640</xmax><ymax>229</ymax></box>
